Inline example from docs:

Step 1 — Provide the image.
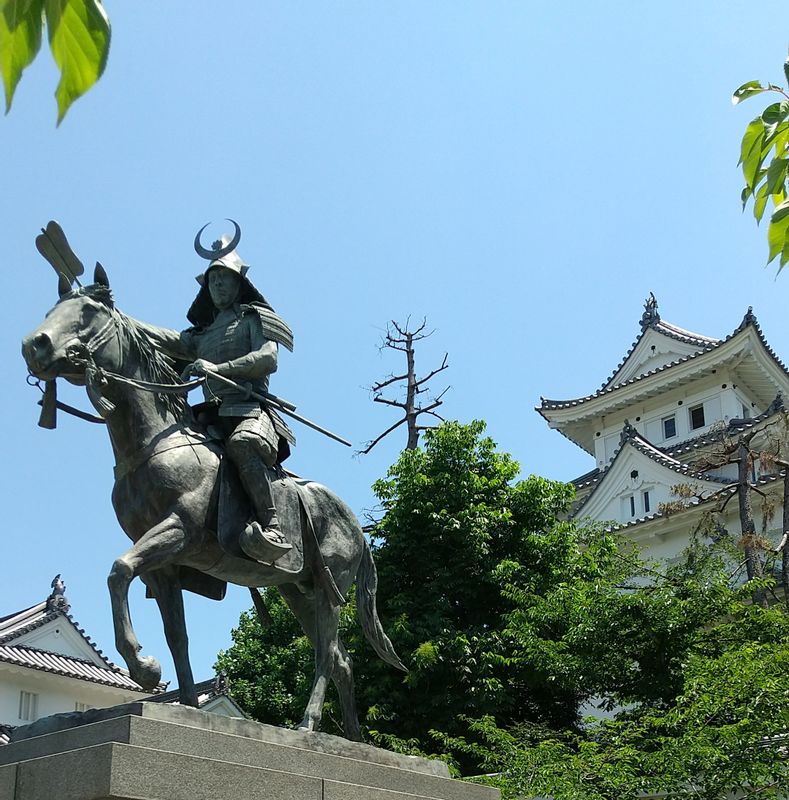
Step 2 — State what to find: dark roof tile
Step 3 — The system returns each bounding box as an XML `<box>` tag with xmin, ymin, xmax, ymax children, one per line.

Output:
<box><xmin>0</xmin><ymin>643</ymin><xmax>162</xmax><ymax>693</ymax></box>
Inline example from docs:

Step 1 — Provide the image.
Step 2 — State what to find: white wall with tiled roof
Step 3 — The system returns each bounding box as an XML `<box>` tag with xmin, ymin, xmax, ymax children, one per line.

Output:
<box><xmin>0</xmin><ymin>661</ymin><xmax>147</xmax><ymax>726</ymax></box>
<box><xmin>0</xmin><ymin>581</ymin><xmax>154</xmax><ymax>729</ymax></box>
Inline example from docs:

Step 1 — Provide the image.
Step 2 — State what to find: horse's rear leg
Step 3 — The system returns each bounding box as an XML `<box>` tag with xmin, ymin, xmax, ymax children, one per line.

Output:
<box><xmin>279</xmin><ymin>583</ymin><xmax>356</xmax><ymax>737</ymax></box>
<box><xmin>107</xmin><ymin>513</ymin><xmax>186</xmax><ymax>690</ymax></box>
<box><xmin>300</xmin><ymin>591</ymin><xmax>339</xmax><ymax>734</ymax></box>
<box><xmin>142</xmin><ymin>567</ymin><xmax>198</xmax><ymax>707</ymax></box>
<box><xmin>333</xmin><ymin>640</ymin><xmax>362</xmax><ymax>741</ymax></box>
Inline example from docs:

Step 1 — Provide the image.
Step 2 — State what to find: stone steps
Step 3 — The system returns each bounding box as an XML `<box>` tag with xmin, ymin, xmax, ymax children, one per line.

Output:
<box><xmin>0</xmin><ymin>702</ymin><xmax>498</xmax><ymax>800</ymax></box>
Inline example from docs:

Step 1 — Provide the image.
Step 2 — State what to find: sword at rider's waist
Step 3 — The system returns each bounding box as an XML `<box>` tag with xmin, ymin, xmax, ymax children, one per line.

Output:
<box><xmin>202</xmin><ymin>370</ymin><xmax>351</xmax><ymax>447</ymax></box>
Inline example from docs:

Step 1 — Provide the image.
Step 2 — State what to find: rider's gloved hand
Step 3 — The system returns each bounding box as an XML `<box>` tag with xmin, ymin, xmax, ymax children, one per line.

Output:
<box><xmin>181</xmin><ymin>359</ymin><xmax>218</xmax><ymax>381</ymax></box>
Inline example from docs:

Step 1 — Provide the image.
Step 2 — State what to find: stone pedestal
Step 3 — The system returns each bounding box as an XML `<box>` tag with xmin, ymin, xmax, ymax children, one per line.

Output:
<box><xmin>0</xmin><ymin>702</ymin><xmax>499</xmax><ymax>800</ymax></box>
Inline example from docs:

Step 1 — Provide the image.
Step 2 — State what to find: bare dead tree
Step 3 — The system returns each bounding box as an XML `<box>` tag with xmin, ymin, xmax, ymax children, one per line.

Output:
<box><xmin>779</xmin><ymin>456</ymin><xmax>789</xmax><ymax>609</ymax></box>
<box><xmin>765</xmin><ymin>411</ymin><xmax>789</xmax><ymax>609</ymax></box>
<box><xmin>359</xmin><ymin>318</ymin><xmax>449</xmax><ymax>455</ymax></box>
<box><xmin>689</xmin><ymin>425</ymin><xmax>781</xmax><ymax>607</ymax></box>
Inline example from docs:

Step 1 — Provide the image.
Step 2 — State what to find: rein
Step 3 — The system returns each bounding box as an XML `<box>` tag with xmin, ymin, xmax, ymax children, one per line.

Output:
<box><xmin>29</xmin><ymin>308</ymin><xmax>205</xmax><ymax>426</ymax></box>
<box><xmin>99</xmin><ymin>370</ymin><xmax>206</xmax><ymax>396</ymax></box>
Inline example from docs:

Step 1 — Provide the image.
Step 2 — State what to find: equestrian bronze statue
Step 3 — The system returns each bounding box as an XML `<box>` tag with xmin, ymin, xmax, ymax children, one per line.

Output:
<box><xmin>22</xmin><ymin>220</ymin><xmax>405</xmax><ymax>740</ymax></box>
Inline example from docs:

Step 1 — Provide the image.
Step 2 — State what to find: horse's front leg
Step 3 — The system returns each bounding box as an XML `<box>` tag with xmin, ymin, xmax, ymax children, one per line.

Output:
<box><xmin>141</xmin><ymin>566</ymin><xmax>198</xmax><ymax>707</ymax></box>
<box><xmin>107</xmin><ymin>513</ymin><xmax>186</xmax><ymax>691</ymax></box>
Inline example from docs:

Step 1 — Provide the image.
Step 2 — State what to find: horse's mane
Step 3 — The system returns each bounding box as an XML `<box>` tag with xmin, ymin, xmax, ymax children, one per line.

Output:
<box><xmin>66</xmin><ymin>285</ymin><xmax>188</xmax><ymax>420</ymax></box>
<box><xmin>116</xmin><ymin>311</ymin><xmax>188</xmax><ymax>420</ymax></box>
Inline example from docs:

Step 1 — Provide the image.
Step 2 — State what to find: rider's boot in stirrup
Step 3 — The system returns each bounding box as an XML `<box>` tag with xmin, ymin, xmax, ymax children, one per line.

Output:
<box><xmin>237</xmin><ymin>461</ymin><xmax>292</xmax><ymax>564</ymax></box>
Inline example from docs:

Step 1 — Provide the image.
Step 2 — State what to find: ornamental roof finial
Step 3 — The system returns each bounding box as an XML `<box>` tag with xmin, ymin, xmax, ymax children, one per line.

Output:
<box><xmin>619</xmin><ymin>419</ymin><xmax>638</xmax><ymax>446</ymax></box>
<box><xmin>639</xmin><ymin>292</ymin><xmax>660</xmax><ymax>330</ymax></box>
<box><xmin>46</xmin><ymin>573</ymin><xmax>70</xmax><ymax>614</ymax></box>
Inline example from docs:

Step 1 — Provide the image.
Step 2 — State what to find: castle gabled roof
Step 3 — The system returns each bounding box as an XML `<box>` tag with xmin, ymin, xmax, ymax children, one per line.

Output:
<box><xmin>538</xmin><ymin>305</ymin><xmax>789</xmax><ymax>454</ymax></box>
<box><xmin>601</xmin><ymin>320</ymin><xmax>719</xmax><ymax>392</ymax></box>
<box><xmin>609</xmin><ymin>470</ymin><xmax>784</xmax><ymax>533</ymax></box>
<box><xmin>0</xmin><ymin>644</ymin><xmax>153</xmax><ymax>693</ymax></box>
<box><xmin>573</xmin><ymin>421</ymin><xmax>734</xmax><ymax>520</ymax></box>
<box><xmin>0</xmin><ymin>597</ymin><xmax>112</xmax><ymax>670</ymax></box>
<box><xmin>0</xmin><ymin>577</ymin><xmax>164</xmax><ymax>696</ymax></box>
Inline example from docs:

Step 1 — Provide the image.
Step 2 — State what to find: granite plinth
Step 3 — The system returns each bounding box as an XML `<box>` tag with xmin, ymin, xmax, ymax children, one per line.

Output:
<box><xmin>0</xmin><ymin>702</ymin><xmax>498</xmax><ymax>800</ymax></box>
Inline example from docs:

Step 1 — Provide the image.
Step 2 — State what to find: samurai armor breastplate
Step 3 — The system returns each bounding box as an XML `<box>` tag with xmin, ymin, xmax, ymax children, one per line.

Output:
<box><xmin>194</xmin><ymin>311</ymin><xmax>268</xmax><ymax>418</ymax></box>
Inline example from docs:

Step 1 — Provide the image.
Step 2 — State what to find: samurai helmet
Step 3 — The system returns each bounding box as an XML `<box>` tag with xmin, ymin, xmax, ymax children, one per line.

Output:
<box><xmin>187</xmin><ymin>219</ymin><xmax>273</xmax><ymax>326</ymax></box>
<box><xmin>193</xmin><ymin>219</ymin><xmax>249</xmax><ymax>284</ymax></box>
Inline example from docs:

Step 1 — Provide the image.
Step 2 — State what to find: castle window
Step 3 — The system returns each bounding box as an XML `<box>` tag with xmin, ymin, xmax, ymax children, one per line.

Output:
<box><xmin>643</xmin><ymin>490</ymin><xmax>651</xmax><ymax>513</ymax></box>
<box><xmin>75</xmin><ymin>702</ymin><xmax>90</xmax><ymax>712</ymax></box>
<box><xmin>621</xmin><ymin>494</ymin><xmax>636</xmax><ymax>519</ymax></box>
<box><xmin>662</xmin><ymin>415</ymin><xmax>676</xmax><ymax>439</ymax></box>
<box><xmin>689</xmin><ymin>404</ymin><xmax>706</xmax><ymax>430</ymax></box>
<box><xmin>18</xmin><ymin>691</ymin><xmax>38</xmax><ymax>721</ymax></box>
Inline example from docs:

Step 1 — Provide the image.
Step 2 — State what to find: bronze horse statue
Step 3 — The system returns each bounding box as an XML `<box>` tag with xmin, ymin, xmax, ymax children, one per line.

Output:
<box><xmin>22</xmin><ymin>265</ymin><xmax>405</xmax><ymax>740</ymax></box>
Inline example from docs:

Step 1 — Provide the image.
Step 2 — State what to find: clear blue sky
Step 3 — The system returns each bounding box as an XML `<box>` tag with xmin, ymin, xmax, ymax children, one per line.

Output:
<box><xmin>4</xmin><ymin>1</ymin><xmax>789</xmax><ymax>687</ymax></box>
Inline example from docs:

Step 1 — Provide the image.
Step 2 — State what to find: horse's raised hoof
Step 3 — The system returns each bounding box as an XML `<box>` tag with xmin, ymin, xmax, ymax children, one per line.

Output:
<box><xmin>132</xmin><ymin>655</ymin><xmax>162</xmax><ymax>690</ymax></box>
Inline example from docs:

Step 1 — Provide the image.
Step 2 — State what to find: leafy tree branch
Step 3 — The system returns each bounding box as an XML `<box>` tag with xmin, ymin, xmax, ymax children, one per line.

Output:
<box><xmin>1</xmin><ymin>0</ymin><xmax>110</xmax><ymax>123</ymax></box>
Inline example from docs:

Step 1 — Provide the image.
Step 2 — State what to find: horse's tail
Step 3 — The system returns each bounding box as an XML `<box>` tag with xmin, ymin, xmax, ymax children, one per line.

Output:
<box><xmin>356</xmin><ymin>539</ymin><xmax>407</xmax><ymax>672</ymax></box>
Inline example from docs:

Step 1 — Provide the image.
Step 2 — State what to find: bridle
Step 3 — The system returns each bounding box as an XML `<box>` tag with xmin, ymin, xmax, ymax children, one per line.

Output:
<box><xmin>30</xmin><ymin>304</ymin><xmax>204</xmax><ymax>424</ymax></box>
<box><xmin>62</xmin><ymin>306</ymin><xmax>125</xmax><ymax>419</ymax></box>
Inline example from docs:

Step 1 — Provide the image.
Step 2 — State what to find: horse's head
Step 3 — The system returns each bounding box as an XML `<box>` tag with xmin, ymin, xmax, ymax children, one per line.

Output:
<box><xmin>22</xmin><ymin>265</ymin><xmax>117</xmax><ymax>386</ymax></box>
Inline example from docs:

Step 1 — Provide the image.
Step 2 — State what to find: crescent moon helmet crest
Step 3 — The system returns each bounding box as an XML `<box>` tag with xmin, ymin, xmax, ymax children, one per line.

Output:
<box><xmin>194</xmin><ymin>219</ymin><xmax>242</xmax><ymax>261</ymax></box>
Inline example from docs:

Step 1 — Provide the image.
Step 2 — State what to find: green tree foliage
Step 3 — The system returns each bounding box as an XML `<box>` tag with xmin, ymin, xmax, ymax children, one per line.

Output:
<box><xmin>215</xmin><ymin>590</ymin><xmax>312</xmax><ymax>729</ymax></box>
<box><xmin>443</xmin><ymin>541</ymin><xmax>789</xmax><ymax>799</ymax></box>
<box><xmin>733</xmin><ymin>58</ymin><xmax>789</xmax><ymax>270</ymax></box>
<box><xmin>218</xmin><ymin>420</ymin><xmax>606</xmax><ymax>771</ymax></box>
<box><xmin>217</xmin><ymin>421</ymin><xmax>789</xmax><ymax>788</ymax></box>
<box><xmin>0</xmin><ymin>0</ymin><xmax>110</xmax><ymax>123</ymax></box>
<box><xmin>357</xmin><ymin>421</ymin><xmax>581</xmax><ymax>746</ymax></box>
<box><xmin>216</xmin><ymin>591</ymin><xmax>365</xmax><ymax>735</ymax></box>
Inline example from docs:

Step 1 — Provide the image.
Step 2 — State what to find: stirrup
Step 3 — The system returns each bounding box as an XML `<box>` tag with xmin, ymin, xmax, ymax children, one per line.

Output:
<box><xmin>240</xmin><ymin>520</ymin><xmax>292</xmax><ymax>564</ymax></box>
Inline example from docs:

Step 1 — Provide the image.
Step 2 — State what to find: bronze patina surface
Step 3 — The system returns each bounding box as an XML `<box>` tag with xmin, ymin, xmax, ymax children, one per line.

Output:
<box><xmin>21</xmin><ymin>222</ymin><xmax>405</xmax><ymax>741</ymax></box>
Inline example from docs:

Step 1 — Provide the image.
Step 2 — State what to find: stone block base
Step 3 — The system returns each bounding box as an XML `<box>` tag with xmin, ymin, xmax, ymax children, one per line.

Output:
<box><xmin>0</xmin><ymin>702</ymin><xmax>498</xmax><ymax>800</ymax></box>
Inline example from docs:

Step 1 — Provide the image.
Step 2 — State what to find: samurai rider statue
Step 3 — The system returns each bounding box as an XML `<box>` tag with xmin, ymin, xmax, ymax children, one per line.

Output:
<box><xmin>140</xmin><ymin>221</ymin><xmax>294</xmax><ymax>564</ymax></box>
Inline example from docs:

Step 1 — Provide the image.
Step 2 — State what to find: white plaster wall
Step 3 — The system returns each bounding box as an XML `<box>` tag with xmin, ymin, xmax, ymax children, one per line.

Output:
<box><xmin>591</xmin><ymin>378</ymin><xmax>746</xmax><ymax>468</ymax></box>
<box><xmin>0</xmin><ymin>663</ymin><xmax>147</xmax><ymax>726</ymax></box>
<box><xmin>18</xmin><ymin>623</ymin><xmax>105</xmax><ymax>666</ymax></box>
<box><xmin>628</xmin><ymin>509</ymin><xmax>783</xmax><ymax>567</ymax></box>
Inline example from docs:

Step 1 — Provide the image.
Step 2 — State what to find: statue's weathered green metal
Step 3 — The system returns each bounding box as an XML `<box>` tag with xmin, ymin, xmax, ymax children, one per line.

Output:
<box><xmin>137</xmin><ymin>223</ymin><xmax>296</xmax><ymax>564</ymax></box>
<box><xmin>22</xmin><ymin>222</ymin><xmax>405</xmax><ymax>740</ymax></box>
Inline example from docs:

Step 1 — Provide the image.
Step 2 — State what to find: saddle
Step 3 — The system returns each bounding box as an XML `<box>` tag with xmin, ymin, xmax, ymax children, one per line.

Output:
<box><xmin>204</xmin><ymin>455</ymin><xmax>343</xmax><ymax>606</ymax></box>
<box><xmin>142</xmin><ymin>427</ymin><xmax>305</xmax><ymax>603</ymax></box>
<box><xmin>216</xmin><ymin>457</ymin><xmax>304</xmax><ymax>574</ymax></box>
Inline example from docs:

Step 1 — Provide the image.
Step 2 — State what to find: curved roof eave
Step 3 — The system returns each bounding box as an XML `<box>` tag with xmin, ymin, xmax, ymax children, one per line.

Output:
<box><xmin>0</xmin><ymin>643</ymin><xmax>165</xmax><ymax>693</ymax></box>
<box><xmin>539</xmin><ymin>309</ymin><xmax>785</xmax><ymax>416</ymax></box>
